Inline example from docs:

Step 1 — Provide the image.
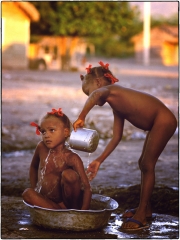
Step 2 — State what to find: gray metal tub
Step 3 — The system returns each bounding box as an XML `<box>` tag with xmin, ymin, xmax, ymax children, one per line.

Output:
<box><xmin>23</xmin><ymin>194</ymin><xmax>118</xmax><ymax>231</ymax></box>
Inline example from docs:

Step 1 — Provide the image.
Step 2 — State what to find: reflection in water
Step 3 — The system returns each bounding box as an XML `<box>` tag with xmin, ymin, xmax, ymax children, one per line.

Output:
<box><xmin>153</xmin><ymin>221</ymin><xmax>178</xmax><ymax>227</ymax></box>
<box><xmin>103</xmin><ymin>214</ymin><xmax>179</xmax><ymax>239</ymax></box>
<box><xmin>18</xmin><ymin>219</ymin><xmax>30</xmax><ymax>225</ymax></box>
<box><xmin>115</xmin><ymin>218</ymin><xmax>123</xmax><ymax>226</ymax></box>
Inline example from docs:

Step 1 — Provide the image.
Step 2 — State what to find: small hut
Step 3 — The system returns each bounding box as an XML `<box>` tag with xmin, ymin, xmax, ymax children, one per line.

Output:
<box><xmin>28</xmin><ymin>36</ymin><xmax>95</xmax><ymax>71</ymax></box>
<box><xmin>2</xmin><ymin>2</ymin><xmax>39</xmax><ymax>69</ymax></box>
<box><xmin>131</xmin><ymin>25</ymin><xmax>178</xmax><ymax>66</ymax></box>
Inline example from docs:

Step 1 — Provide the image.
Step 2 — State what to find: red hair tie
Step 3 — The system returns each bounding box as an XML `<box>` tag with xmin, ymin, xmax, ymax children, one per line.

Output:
<box><xmin>104</xmin><ymin>73</ymin><xmax>119</xmax><ymax>84</ymax></box>
<box><xmin>85</xmin><ymin>64</ymin><xmax>92</xmax><ymax>74</ymax></box>
<box><xmin>47</xmin><ymin>108</ymin><xmax>63</xmax><ymax>116</ymax></box>
<box><xmin>99</xmin><ymin>61</ymin><xmax>109</xmax><ymax>70</ymax></box>
<box><xmin>30</xmin><ymin>122</ymin><xmax>41</xmax><ymax>135</ymax></box>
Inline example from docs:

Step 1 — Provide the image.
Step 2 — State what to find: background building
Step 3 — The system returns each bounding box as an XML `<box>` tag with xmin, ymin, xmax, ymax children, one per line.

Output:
<box><xmin>131</xmin><ymin>25</ymin><xmax>178</xmax><ymax>66</ymax></box>
<box><xmin>28</xmin><ymin>36</ymin><xmax>95</xmax><ymax>71</ymax></box>
<box><xmin>2</xmin><ymin>2</ymin><xmax>39</xmax><ymax>69</ymax></box>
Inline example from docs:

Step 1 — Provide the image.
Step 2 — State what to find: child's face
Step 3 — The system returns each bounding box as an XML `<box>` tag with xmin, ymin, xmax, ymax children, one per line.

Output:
<box><xmin>40</xmin><ymin>116</ymin><xmax>69</xmax><ymax>149</ymax></box>
<box><xmin>82</xmin><ymin>76</ymin><xmax>98</xmax><ymax>96</ymax></box>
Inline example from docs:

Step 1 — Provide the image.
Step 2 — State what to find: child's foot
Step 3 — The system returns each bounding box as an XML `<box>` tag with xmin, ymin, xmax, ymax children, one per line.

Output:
<box><xmin>122</xmin><ymin>208</ymin><xmax>156</xmax><ymax>220</ymax></box>
<box><xmin>120</xmin><ymin>217</ymin><xmax>149</xmax><ymax>231</ymax></box>
<box><xmin>122</xmin><ymin>208</ymin><xmax>136</xmax><ymax>218</ymax></box>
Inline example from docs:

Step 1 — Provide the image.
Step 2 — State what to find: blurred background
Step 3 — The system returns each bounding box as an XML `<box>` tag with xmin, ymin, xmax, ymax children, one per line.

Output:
<box><xmin>2</xmin><ymin>1</ymin><xmax>179</xmax><ymax>151</ymax></box>
<box><xmin>2</xmin><ymin>1</ymin><xmax>178</xmax><ymax>71</ymax></box>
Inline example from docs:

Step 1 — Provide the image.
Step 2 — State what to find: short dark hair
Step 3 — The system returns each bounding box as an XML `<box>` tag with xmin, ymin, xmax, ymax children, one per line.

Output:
<box><xmin>41</xmin><ymin>112</ymin><xmax>71</xmax><ymax>130</ymax></box>
<box><xmin>85</xmin><ymin>66</ymin><xmax>116</xmax><ymax>84</ymax></box>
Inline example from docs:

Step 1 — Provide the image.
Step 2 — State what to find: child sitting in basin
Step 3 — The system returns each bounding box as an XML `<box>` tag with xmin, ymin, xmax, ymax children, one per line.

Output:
<box><xmin>22</xmin><ymin>108</ymin><xmax>92</xmax><ymax>210</ymax></box>
<box><xmin>73</xmin><ymin>61</ymin><xmax>177</xmax><ymax>230</ymax></box>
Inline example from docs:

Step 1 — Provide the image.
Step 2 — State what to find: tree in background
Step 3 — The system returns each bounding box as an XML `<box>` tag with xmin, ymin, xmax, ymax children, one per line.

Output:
<box><xmin>151</xmin><ymin>12</ymin><xmax>178</xmax><ymax>28</ymax></box>
<box><xmin>30</xmin><ymin>1</ymin><xmax>142</xmax><ymax>58</ymax></box>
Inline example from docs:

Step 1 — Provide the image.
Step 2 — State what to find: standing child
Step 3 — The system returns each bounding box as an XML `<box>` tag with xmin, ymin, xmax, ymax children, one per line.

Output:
<box><xmin>73</xmin><ymin>61</ymin><xmax>177</xmax><ymax>230</ymax></box>
<box><xmin>22</xmin><ymin>108</ymin><xmax>92</xmax><ymax>210</ymax></box>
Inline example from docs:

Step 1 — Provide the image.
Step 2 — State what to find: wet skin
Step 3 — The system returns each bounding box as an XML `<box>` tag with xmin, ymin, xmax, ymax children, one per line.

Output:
<box><xmin>73</xmin><ymin>77</ymin><xmax>177</xmax><ymax>229</ymax></box>
<box><xmin>22</xmin><ymin>116</ymin><xmax>92</xmax><ymax>210</ymax></box>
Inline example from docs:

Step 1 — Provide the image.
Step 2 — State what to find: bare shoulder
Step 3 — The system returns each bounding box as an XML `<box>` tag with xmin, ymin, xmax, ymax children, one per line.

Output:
<box><xmin>93</xmin><ymin>86</ymin><xmax>110</xmax><ymax>98</ymax></box>
<box><xmin>65</xmin><ymin>149</ymin><xmax>82</xmax><ymax>165</ymax></box>
<box><xmin>36</xmin><ymin>141</ymin><xmax>48</xmax><ymax>152</ymax></box>
<box><xmin>66</xmin><ymin>149</ymin><xmax>81</xmax><ymax>160</ymax></box>
<box><xmin>108</xmin><ymin>84</ymin><xmax>122</xmax><ymax>90</ymax></box>
<box><xmin>105</xmin><ymin>84</ymin><xmax>122</xmax><ymax>93</ymax></box>
<box><xmin>30</xmin><ymin>141</ymin><xmax>47</xmax><ymax>166</ymax></box>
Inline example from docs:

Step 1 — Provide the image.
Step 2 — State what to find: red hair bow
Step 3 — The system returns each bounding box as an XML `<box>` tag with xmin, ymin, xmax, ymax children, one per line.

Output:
<box><xmin>47</xmin><ymin>108</ymin><xmax>63</xmax><ymax>116</ymax></box>
<box><xmin>30</xmin><ymin>122</ymin><xmax>41</xmax><ymax>135</ymax></box>
<box><xmin>85</xmin><ymin>64</ymin><xmax>92</xmax><ymax>74</ymax></box>
<box><xmin>104</xmin><ymin>73</ymin><xmax>119</xmax><ymax>84</ymax></box>
<box><xmin>99</xmin><ymin>61</ymin><xmax>109</xmax><ymax>70</ymax></box>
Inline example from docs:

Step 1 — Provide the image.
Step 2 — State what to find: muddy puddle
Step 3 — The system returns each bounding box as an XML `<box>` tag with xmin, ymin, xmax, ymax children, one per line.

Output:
<box><xmin>1</xmin><ymin>196</ymin><xmax>179</xmax><ymax>239</ymax></box>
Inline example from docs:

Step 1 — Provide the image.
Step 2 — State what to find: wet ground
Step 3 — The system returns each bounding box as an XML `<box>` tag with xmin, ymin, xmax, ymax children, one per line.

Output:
<box><xmin>2</xmin><ymin>58</ymin><xmax>179</xmax><ymax>238</ymax></box>
<box><xmin>2</xmin><ymin>196</ymin><xmax>179</xmax><ymax>239</ymax></box>
<box><xmin>2</xmin><ymin>148</ymin><xmax>179</xmax><ymax>239</ymax></box>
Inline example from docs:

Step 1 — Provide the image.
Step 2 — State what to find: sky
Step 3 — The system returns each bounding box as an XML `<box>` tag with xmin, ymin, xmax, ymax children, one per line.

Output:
<box><xmin>130</xmin><ymin>1</ymin><xmax>179</xmax><ymax>18</ymax></box>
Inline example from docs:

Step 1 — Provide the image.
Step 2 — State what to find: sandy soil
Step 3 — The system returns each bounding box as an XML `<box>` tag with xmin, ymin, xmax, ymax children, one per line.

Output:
<box><xmin>1</xmin><ymin>58</ymin><xmax>179</xmax><ymax>238</ymax></box>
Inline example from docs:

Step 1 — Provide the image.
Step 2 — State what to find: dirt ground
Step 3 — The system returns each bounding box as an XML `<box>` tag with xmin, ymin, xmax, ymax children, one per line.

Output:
<box><xmin>2</xmin><ymin>58</ymin><xmax>179</xmax><ymax>238</ymax></box>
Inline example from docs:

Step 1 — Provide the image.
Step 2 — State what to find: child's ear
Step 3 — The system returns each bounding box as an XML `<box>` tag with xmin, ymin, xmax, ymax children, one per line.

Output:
<box><xmin>80</xmin><ymin>74</ymin><xmax>84</xmax><ymax>81</ymax></box>
<box><xmin>64</xmin><ymin>128</ymin><xmax>70</xmax><ymax>138</ymax></box>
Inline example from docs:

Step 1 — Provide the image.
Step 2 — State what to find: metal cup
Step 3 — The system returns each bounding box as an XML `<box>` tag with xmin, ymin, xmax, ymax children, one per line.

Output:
<box><xmin>69</xmin><ymin>128</ymin><xmax>99</xmax><ymax>153</ymax></box>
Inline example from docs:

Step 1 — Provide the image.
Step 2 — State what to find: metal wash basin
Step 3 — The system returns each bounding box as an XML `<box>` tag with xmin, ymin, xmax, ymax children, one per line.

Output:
<box><xmin>23</xmin><ymin>194</ymin><xmax>118</xmax><ymax>231</ymax></box>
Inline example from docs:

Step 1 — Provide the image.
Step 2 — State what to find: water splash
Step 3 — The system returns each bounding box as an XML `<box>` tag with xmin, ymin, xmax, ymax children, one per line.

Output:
<box><xmin>87</xmin><ymin>153</ymin><xmax>91</xmax><ymax>168</ymax></box>
<box><xmin>35</xmin><ymin>150</ymin><xmax>51</xmax><ymax>193</ymax></box>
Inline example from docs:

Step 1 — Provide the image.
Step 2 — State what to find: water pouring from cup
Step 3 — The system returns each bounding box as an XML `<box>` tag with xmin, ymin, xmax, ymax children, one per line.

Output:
<box><xmin>69</xmin><ymin>128</ymin><xmax>99</xmax><ymax>153</ymax></box>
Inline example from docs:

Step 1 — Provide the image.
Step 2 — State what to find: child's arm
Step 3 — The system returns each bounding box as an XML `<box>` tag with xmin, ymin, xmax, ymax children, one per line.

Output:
<box><xmin>29</xmin><ymin>143</ymin><xmax>41</xmax><ymax>189</ymax></box>
<box><xmin>73</xmin><ymin>87</ymin><xmax>109</xmax><ymax>131</ymax></box>
<box><xmin>86</xmin><ymin>111</ymin><xmax>124</xmax><ymax>181</ymax></box>
<box><xmin>72</xmin><ymin>153</ymin><xmax>92</xmax><ymax>210</ymax></box>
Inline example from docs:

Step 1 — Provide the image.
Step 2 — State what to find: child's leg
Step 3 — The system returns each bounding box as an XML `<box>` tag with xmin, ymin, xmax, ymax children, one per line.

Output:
<box><xmin>122</xmin><ymin>132</ymin><xmax>154</xmax><ymax>218</ymax></box>
<box><xmin>22</xmin><ymin>188</ymin><xmax>61</xmax><ymax>209</ymax></box>
<box><xmin>122</xmin><ymin>111</ymin><xmax>177</xmax><ymax>229</ymax></box>
<box><xmin>61</xmin><ymin>169</ymin><xmax>83</xmax><ymax>209</ymax></box>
